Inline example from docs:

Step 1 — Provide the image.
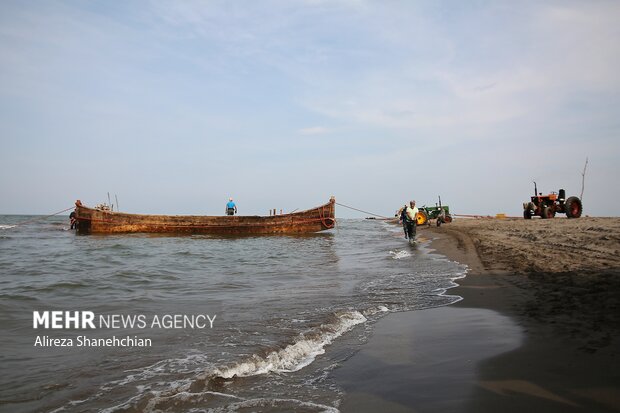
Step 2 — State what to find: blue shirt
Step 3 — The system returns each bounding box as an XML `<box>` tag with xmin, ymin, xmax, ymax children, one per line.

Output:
<box><xmin>226</xmin><ymin>201</ymin><xmax>236</xmax><ymax>209</ymax></box>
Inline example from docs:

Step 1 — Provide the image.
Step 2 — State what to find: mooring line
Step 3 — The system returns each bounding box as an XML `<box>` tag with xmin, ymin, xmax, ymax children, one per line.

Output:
<box><xmin>1</xmin><ymin>206</ymin><xmax>74</xmax><ymax>229</ymax></box>
<box><xmin>334</xmin><ymin>202</ymin><xmax>390</xmax><ymax>219</ymax></box>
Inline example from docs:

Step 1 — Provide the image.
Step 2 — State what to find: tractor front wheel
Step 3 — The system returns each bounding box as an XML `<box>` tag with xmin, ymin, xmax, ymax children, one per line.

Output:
<box><xmin>541</xmin><ymin>206</ymin><xmax>555</xmax><ymax>219</ymax></box>
<box><xmin>565</xmin><ymin>196</ymin><xmax>583</xmax><ymax>218</ymax></box>
<box><xmin>523</xmin><ymin>209</ymin><xmax>532</xmax><ymax>219</ymax></box>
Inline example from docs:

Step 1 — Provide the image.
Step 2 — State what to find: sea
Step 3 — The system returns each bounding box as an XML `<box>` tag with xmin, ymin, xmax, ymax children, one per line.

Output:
<box><xmin>0</xmin><ymin>216</ymin><xmax>466</xmax><ymax>413</ymax></box>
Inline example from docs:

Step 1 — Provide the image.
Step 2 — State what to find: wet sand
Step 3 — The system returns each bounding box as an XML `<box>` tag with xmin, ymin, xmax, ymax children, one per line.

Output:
<box><xmin>335</xmin><ymin>217</ymin><xmax>620</xmax><ymax>412</ymax></box>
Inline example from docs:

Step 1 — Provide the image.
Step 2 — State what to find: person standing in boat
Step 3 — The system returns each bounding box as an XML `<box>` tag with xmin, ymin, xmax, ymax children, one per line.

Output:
<box><xmin>226</xmin><ymin>198</ymin><xmax>237</xmax><ymax>216</ymax></box>
<box><xmin>405</xmin><ymin>200</ymin><xmax>419</xmax><ymax>239</ymax></box>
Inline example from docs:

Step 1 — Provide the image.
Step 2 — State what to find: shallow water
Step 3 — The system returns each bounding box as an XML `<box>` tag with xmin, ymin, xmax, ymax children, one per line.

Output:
<box><xmin>0</xmin><ymin>216</ymin><xmax>465</xmax><ymax>412</ymax></box>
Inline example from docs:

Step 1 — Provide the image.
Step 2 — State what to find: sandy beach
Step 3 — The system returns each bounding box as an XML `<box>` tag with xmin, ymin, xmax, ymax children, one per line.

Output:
<box><xmin>336</xmin><ymin>217</ymin><xmax>620</xmax><ymax>412</ymax></box>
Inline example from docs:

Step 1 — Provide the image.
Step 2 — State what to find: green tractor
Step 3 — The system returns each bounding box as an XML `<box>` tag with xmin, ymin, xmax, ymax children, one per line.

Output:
<box><xmin>418</xmin><ymin>196</ymin><xmax>453</xmax><ymax>227</ymax></box>
<box><xmin>522</xmin><ymin>181</ymin><xmax>583</xmax><ymax>219</ymax></box>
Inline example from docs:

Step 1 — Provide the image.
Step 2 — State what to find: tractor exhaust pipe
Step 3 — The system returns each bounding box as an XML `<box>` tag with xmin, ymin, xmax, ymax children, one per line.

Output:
<box><xmin>559</xmin><ymin>189</ymin><xmax>566</xmax><ymax>203</ymax></box>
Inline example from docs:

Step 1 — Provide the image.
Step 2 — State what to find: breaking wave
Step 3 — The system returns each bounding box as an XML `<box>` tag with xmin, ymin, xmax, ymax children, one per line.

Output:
<box><xmin>194</xmin><ymin>310</ymin><xmax>366</xmax><ymax>389</ymax></box>
<box><xmin>93</xmin><ymin>311</ymin><xmax>366</xmax><ymax>412</ymax></box>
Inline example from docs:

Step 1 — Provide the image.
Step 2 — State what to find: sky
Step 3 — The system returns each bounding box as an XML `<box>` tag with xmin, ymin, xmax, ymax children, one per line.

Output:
<box><xmin>1</xmin><ymin>0</ymin><xmax>619</xmax><ymax>217</ymax></box>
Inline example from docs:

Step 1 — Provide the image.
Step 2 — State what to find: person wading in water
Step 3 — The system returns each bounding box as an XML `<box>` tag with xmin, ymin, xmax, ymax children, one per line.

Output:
<box><xmin>405</xmin><ymin>200</ymin><xmax>419</xmax><ymax>241</ymax></box>
<box><xmin>397</xmin><ymin>204</ymin><xmax>408</xmax><ymax>238</ymax></box>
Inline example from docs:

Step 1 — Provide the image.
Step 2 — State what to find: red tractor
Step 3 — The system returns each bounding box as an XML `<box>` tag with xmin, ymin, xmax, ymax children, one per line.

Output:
<box><xmin>523</xmin><ymin>182</ymin><xmax>582</xmax><ymax>219</ymax></box>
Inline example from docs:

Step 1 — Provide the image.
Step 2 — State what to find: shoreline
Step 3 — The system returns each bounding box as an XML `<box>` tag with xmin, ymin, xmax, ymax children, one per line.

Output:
<box><xmin>335</xmin><ymin>218</ymin><xmax>620</xmax><ymax>412</ymax></box>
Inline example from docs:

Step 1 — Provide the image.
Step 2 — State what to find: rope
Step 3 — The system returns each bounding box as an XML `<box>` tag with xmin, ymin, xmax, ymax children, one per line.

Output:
<box><xmin>335</xmin><ymin>202</ymin><xmax>390</xmax><ymax>219</ymax></box>
<box><xmin>2</xmin><ymin>206</ymin><xmax>75</xmax><ymax>228</ymax></box>
<box><xmin>318</xmin><ymin>205</ymin><xmax>336</xmax><ymax>229</ymax></box>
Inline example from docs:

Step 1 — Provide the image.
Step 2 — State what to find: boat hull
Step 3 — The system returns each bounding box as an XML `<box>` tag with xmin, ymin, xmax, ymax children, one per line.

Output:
<box><xmin>73</xmin><ymin>198</ymin><xmax>336</xmax><ymax>235</ymax></box>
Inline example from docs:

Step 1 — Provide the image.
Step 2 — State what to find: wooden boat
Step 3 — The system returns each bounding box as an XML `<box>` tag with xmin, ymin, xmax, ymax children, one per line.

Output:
<box><xmin>73</xmin><ymin>197</ymin><xmax>336</xmax><ymax>235</ymax></box>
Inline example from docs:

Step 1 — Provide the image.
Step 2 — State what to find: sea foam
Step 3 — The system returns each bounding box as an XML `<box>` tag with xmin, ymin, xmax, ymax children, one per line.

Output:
<box><xmin>200</xmin><ymin>310</ymin><xmax>366</xmax><ymax>384</ymax></box>
<box><xmin>389</xmin><ymin>250</ymin><xmax>412</xmax><ymax>259</ymax></box>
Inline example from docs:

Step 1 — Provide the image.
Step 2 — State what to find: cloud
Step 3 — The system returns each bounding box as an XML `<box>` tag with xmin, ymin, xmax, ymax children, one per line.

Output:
<box><xmin>294</xmin><ymin>2</ymin><xmax>620</xmax><ymax>146</ymax></box>
<box><xmin>0</xmin><ymin>1</ymin><xmax>618</xmax><ymax>215</ymax></box>
<box><xmin>298</xmin><ymin>126</ymin><xmax>330</xmax><ymax>135</ymax></box>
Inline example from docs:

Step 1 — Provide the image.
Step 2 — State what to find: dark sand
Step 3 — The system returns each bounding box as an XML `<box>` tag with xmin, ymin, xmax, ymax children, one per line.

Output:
<box><xmin>335</xmin><ymin>218</ymin><xmax>620</xmax><ymax>412</ymax></box>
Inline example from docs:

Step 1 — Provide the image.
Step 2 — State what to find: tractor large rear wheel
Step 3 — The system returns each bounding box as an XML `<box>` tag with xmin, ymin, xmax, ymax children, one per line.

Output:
<box><xmin>416</xmin><ymin>210</ymin><xmax>428</xmax><ymax>226</ymax></box>
<box><xmin>565</xmin><ymin>196</ymin><xmax>583</xmax><ymax>218</ymax></box>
